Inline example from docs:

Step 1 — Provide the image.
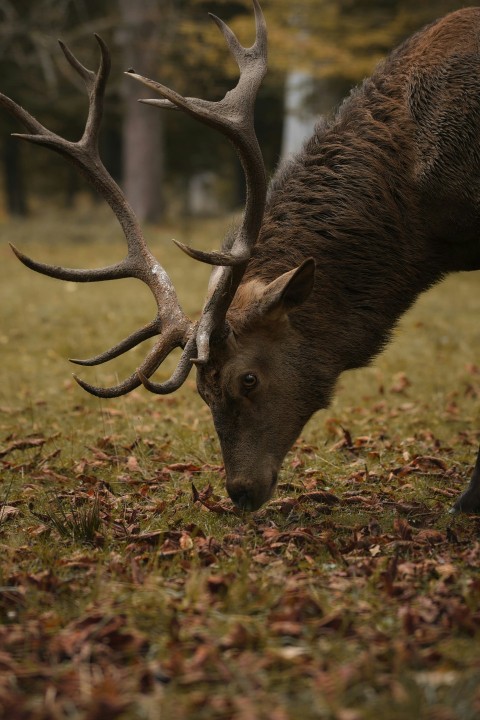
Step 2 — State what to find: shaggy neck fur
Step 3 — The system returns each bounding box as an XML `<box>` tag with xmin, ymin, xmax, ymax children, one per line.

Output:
<box><xmin>233</xmin><ymin>8</ymin><xmax>480</xmax><ymax>379</ymax></box>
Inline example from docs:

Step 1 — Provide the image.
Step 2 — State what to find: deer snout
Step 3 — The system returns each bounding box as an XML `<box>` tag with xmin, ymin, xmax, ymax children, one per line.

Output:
<box><xmin>227</xmin><ymin>471</ymin><xmax>277</xmax><ymax>512</ymax></box>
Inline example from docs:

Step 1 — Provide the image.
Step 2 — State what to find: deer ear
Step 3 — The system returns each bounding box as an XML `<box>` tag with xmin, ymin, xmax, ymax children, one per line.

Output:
<box><xmin>262</xmin><ymin>257</ymin><xmax>315</xmax><ymax>313</ymax></box>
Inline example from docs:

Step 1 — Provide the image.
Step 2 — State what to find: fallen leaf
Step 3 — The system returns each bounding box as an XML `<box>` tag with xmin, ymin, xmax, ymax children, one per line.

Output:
<box><xmin>0</xmin><ymin>505</ymin><xmax>20</xmax><ymax>522</ymax></box>
<box><xmin>0</xmin><ymin>437</ymin><xmax>46</xmax><ymax>458</ymax></box>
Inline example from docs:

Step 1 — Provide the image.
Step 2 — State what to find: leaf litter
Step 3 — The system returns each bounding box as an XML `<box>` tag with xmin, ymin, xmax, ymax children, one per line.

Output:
<box><xmin>1</xmin><ymin>226</ymin><xmax>480</xmax><ymax>718</ymax></box>
<box><xmin>4</xmin><ymin>427</ymin><xmax>480</xmax><ymax>718</ymax></box>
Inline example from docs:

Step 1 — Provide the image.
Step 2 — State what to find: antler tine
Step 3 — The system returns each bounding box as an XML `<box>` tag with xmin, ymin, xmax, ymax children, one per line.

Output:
<box><xmin>58</xmin><ymin>38</ymin><xmax>95</xmax><ymax>87</ymax></box>
<box><xmin>0</xmin><ymin>36</ymin><xmax>195</xmax><ymax>396</ymax></box>
<box><xmin>10</xmin><ymin>242</ymin><xmax>130</xmax><ymax>283</ymax></box>
<box><xmin>59</xmin><ymin>34</ymin><xmax>109</xmax><ymax>149</ymax></box>
<box><xmin>70</xmin><ymin>319</ymin><xmax>160</xmax><ymax>366</ymax></box>
<box><xmin>136</xmin><ymin>334</ymin><xmax>198</xmax><ymax>395</ymax></box>
<box><xmin>171</xmin><ymin>238</ymin><xmax>246</xmax><ymax>267</ymax></box>
<box><xmin>209</xmin><ymin>0</ymin><xmax>267</xmax><ymax>72</ymax></box>
<box><xmin>73</xmin><ymin>328</ymin><xmax>198</xmax><ymax>398</ymax></box>
<box><xmin>127</xmin><ymin>1</ymin><xmax>268</xmax><ymax>365</ymax></box>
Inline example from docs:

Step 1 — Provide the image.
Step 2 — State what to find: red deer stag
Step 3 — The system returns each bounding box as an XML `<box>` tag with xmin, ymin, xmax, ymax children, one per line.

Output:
<box><xmin>2</xmin><ymin>2</ymin><xmax>479</xmax><ymax>512</ymax></box>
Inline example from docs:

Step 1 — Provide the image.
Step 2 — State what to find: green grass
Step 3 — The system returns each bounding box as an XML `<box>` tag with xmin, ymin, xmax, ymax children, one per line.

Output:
<box><xmin>0</xmin><ymin>206</ymin><xmax>479</xmax><ymax>719</ymax></box>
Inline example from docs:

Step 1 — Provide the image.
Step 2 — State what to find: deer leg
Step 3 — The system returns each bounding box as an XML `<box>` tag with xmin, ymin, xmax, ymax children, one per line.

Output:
<box><xmin>453</xmin><ymin>445</ymin><xmax>480</xmax><ymax>513</ymax></box>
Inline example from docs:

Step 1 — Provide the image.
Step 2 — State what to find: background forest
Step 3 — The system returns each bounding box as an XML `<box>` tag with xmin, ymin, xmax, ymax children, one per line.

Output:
<box><xmin>1</xmin><ymin>3</ymin><xmax>480</xmax><ymax>718</ymax></box>
<box><xmin>0</xmin><ymin>0</ymin><xmax>471</xmax><ymax>223</ymax></box>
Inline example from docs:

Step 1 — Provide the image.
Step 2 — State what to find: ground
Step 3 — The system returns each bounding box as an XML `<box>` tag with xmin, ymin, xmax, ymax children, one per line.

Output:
<box><xmin>0</xmin><ymin>207</ymin><xmax>479</xmax><ymax>719</ymax></box>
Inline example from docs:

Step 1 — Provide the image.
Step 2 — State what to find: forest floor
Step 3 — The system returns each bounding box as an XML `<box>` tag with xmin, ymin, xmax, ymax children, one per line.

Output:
<box><xmin>1</xmin><ymin>208</ymin><xmax>480</xmax><ymax>719</ymax></box>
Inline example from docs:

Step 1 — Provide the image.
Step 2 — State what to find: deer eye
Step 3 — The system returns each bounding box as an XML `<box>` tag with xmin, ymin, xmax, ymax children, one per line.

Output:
<box><xmin>241</xmin><ymin>373</ymin><xmax>258</xmax><ymax>391</ymax></box>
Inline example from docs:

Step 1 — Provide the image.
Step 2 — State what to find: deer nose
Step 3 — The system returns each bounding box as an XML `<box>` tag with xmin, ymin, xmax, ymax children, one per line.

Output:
<box><xmin>228</xmin><ymin>485</ymin><xmax>256</xmax><ymax>512</ymax></box>
<box><xmin>227</xmin><ymin>471</ymin><xmax>278</xmax><ymax>511</ymax></box>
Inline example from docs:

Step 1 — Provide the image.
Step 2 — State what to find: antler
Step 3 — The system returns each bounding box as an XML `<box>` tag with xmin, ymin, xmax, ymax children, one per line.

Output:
<box><xmin>0</xmin><ymin>34</ymin><xmax>197</xmax><ymax>397</ymax></box>
<box><xmin>1</xmin><ymin>0</ymin><xmax>268</xmax><ymax>397</ymax></box>
<box><xmin>128</xmin><ymin>0</ymin><xmax>268</xmax><ymax>378</ymax></box>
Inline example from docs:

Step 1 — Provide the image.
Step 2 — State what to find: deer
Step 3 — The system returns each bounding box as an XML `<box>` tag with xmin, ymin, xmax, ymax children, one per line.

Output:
<box><xmin>1</xmin><ymin>1</ymin><xmax>479</xmax><ymax>513</ymax></box>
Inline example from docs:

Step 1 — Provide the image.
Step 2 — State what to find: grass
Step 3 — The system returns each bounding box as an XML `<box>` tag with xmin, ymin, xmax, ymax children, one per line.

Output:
<box><xmin>0</xmin><ymin>205</ymin><xmax>479</xmax><ymax>719</ymax></box>
<box><xmin>30</xmin><ymin>491</ymin><xmax>101</xmax><ymax>544</ymax></box>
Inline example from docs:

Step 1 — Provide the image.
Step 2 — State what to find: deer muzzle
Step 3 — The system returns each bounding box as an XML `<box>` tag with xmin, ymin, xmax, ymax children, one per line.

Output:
<box><xmin>226</xmin><ymin>468</ymin><xmax>278</xmax><ymax>512</ymax></box>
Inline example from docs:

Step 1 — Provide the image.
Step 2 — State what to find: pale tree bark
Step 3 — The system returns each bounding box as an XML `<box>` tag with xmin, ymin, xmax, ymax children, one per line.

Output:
<box><xmin>281</xmin><ymin>70</ymin><xmax>344</xmax><ymax>162</ymax></box>
<box><xmin>118</xmin><ymin>0</ymin><xmax>165</xmax><ymax>223</ymax></box>
<box><xmin>281</xmin><ymin>71</ymin><xmax>317</xmax><ymax>161</ymax></box>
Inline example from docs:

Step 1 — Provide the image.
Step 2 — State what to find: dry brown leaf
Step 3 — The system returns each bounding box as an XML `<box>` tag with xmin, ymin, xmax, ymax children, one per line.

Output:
<box><xmin>0</xmin><ymin>437</ymin><xmax>46</xmax><ymax>458</ymax></box>
<box><xmin>0</xmin><ymin>505</ymin><xmax>20</xmax><ymax>522</ymax></box>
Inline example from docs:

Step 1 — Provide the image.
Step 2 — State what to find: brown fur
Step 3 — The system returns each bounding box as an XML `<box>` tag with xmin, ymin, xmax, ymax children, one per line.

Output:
<box><xmin>197</xmin><ymin>8</ymin><xmax>480</xmax><ymax>512</ymax></box>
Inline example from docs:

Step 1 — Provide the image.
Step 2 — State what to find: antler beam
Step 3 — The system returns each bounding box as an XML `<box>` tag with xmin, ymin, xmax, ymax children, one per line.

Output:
<box><xmin>0</xmin><ymin>35</ymin><xmax>196</xmax><ymax>397</ymax></box>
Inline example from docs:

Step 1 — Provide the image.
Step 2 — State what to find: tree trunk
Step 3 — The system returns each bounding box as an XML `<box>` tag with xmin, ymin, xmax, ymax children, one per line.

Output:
<box><xmin>118</xmin><ymin>0</ymin><xmax>164</xmax><ymax>224</ymax></box>
<box><xmin>281</xmin><ymin>71</ymin><xmax>317</xmax><ymax>161</ymax></box>
<box><xmin>281</xmin><ymin>71</ymin><xmax>344</xmax><ymax>161</ymax></box>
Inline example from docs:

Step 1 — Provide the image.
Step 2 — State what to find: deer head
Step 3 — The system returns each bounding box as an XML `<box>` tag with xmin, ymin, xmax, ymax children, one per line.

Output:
<box><xmin>196</xmin><ymin>258</ymin><xmax>323</xmax><ymax>510</ymax></box>
<box><xmin>0</xmin><ymin>1</ymin><xmax>317</xmax><ymax>511</ymax></box>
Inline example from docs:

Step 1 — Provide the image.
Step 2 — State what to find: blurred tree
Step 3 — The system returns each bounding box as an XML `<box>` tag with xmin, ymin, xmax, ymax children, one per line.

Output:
<box><xmin>258</xmin><ymin>0</ymin><xmax>468</xmax><ymax>81</ymax></box>
<box><xmin>0</xmin><ymin>0</ymin><xmax>472</xmax><ymax>219</ymax></box>
<box><xmin>117</xmin><ymin>0</ymin><xmax>166</xmax><ymax>223</ymax></box>
<box><xmin>0</xmin><ymin>0</ymin><xmax>116</xmax><ymax>215</ymax></box>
